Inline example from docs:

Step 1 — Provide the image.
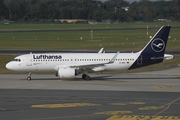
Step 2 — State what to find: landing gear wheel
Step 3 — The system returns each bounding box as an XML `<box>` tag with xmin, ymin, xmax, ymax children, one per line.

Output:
<box><xmin>85</xmin><ymin>75</ymin><xmax>91</xmax><ymax>81</ymax></box>
<box><xmin>27</xmin><ymin>77</ymin><xmax>31</xmax><ymax>81</ymax></box>
<box><xmin>82</xmin><ymin>74</ymin><xmax>91</xmax><ymax>81</ymax></box>
<box><xmin>27</xmin><ymin>72</ymin><xmax>32</xmax><ymax>81</ymax></box>
<box><xmin>82</xmin><ymin>74</ymin><xmax>86</xmax><ymax>79</ymax></box>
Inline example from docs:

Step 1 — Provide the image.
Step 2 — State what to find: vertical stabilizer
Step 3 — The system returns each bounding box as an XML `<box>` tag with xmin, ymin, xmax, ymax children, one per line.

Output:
<box><xmin>129</xmin><ymin>26</ymin><xmax>171</xmax><ymax>69</ymax></box>
<box><xmin>140</xmin><ymin>26</ymin><xmax>171</xmax><ymax>56</ymax></box>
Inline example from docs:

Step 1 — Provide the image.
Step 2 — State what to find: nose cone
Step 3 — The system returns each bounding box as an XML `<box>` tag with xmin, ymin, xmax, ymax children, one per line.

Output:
<box><xmin>6</xmin><ymin>62</ymin><xmax>12</xmax><ymax>70</ymax></box>
<box><xmin>6</xmin><ymin>62</ymin><xmax>16</xmax><ymax>71</ymax></box>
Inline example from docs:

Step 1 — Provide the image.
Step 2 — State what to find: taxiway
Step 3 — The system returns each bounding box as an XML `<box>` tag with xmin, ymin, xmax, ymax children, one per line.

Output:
<box><xmin>0</xmin><ymin>67</ymin><xmax>180</xmax><ymax>120</ymax></box>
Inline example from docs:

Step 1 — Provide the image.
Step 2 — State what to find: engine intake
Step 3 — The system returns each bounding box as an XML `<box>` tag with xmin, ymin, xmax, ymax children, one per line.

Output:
<box><xmin>56</xmin><ymin>67</ymin><xmax>77</xmax><ymax>78</ymax></box>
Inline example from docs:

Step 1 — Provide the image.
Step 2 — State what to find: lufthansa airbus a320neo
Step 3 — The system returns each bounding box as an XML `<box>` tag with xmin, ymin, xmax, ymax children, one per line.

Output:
<box><xmin>6</xmin><ymin>26</ymin><xmax>173</xmax><ymax>80</ymax></box>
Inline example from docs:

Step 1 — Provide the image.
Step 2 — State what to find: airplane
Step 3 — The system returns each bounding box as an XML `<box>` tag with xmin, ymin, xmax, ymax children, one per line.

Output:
<box><xmin>6</xmin><ymin>26</ymin><xmax>173</xmax><ymax>81</ymax></box>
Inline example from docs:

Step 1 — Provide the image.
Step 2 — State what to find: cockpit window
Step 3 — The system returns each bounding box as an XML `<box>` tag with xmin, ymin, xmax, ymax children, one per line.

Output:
<box><xmin>12</xmin><ymin>59</ymin><xmax>21</xmax><ymax>62</ymax></box>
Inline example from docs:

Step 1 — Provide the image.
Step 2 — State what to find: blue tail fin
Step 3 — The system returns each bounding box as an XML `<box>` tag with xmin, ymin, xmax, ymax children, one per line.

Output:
<box><xmin>141</xmin><ymin>26</ymin><xmax>171</xmax><ymax>56</ymax></box>
<box><xmin>129</xmin><ymin>26</ymin><xmax>171</xmax><ymax>69</ymax></box>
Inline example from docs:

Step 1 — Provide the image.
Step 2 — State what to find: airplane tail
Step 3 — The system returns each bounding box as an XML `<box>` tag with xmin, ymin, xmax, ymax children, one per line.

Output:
<box><xmin>140</xmin><ymin>26</ymin><xmax>171</xmax><ymax>56</ymax></box>
<box><xmin>129</xmin><ymin>26</ymin><xmax>171</xmax><ymax>69</ymax></box>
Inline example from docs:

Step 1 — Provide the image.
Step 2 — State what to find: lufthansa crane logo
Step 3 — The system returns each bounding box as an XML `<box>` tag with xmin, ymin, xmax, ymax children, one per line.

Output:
<box><xmin>151</xmin><ymin>38</ymin><xmax>165</xmax><ymax>52</ymax></box>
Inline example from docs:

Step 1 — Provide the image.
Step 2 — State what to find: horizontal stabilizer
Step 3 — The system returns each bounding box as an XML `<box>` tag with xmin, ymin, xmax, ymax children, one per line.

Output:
<box><xmin>151</xmin><ymin>57</ymin><xmax>164</xmax><ymax>60</ymax></box>
<box><xmin>151</xmin><ymin>54</ymin><xmax>174</xmax><ymax>60</ymax></box>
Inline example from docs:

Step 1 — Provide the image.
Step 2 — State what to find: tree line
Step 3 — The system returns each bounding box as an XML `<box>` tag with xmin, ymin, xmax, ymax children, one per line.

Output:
<box><xmin>0</xmin><ymin>0</ymin><xmax>180</xmax><ymax>23</ymax></box>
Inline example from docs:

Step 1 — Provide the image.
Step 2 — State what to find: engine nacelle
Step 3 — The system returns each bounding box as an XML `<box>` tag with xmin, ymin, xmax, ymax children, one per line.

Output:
<box><xmin>57</xmin><ymin>67</ymin><xmax>77</xmax><ymax>78</ymax></box>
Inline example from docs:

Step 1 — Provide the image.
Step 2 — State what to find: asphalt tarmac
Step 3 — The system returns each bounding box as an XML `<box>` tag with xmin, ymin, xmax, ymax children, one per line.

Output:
<box><xmin>0</xmin><ymin>67</ymin><xmax>180</xmax><ymax>120</ymax></box>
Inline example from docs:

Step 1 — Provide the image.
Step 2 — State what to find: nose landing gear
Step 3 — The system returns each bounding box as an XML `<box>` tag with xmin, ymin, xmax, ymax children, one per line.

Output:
<box><xmin>27</xmin><ymin>72</ymin><xmax>31</xmax><ymax>81</ymax></box>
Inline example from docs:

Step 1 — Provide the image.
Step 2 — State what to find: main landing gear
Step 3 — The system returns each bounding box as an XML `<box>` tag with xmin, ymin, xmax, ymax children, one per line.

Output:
<box><xmin>82</xmin><ymin>74</ymin><xmax>91</xmax><ymax>81</ymax></box>
<box><xmin>27</xmin><ymin>72</ymin><xmax>31</xmax><ymax>81</ymax></box>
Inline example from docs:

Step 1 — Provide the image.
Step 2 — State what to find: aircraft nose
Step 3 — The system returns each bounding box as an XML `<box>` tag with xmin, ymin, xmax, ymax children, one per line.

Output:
<box><xmin>6</xmin><ymin>62</ymin><xmax>11</xmax><ymax>70</ymax></box>
<box><xmin>6</xmin><ymin>62</ymin><xmax>14</xmax><ymax>70</ymax></box>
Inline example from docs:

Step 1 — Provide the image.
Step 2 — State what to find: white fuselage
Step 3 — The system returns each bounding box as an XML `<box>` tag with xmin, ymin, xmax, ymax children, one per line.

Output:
<box><xmin>6</xmin><ymin>52</ymin><xmax>140</xmax><ymax>72</ymax></box>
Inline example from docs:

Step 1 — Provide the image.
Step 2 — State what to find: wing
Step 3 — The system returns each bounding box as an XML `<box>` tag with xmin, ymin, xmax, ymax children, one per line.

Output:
<box><xmin>54</xmin><ymin>52</ymin><xmax>119</xmax><ymax>71</ymax></box>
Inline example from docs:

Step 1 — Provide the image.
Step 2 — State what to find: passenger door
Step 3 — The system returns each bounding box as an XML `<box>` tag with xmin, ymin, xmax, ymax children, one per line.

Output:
<box><xmin>26</xmin><ymin>55</ymin><xmax>32</xmax><ymax>66</ymax></box>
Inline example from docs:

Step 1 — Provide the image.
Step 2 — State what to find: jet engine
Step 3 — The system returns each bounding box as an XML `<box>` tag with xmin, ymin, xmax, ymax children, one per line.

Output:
<box><xmin>56</xmin><ymin>67</ymin><xmax>78</xmax><ymax>78</ymax></box>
